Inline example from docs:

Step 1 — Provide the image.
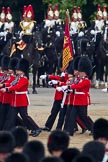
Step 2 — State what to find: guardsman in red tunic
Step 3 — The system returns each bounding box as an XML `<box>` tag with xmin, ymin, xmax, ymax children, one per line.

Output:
<box><xmin>1</xmin><ymin>58</ymin><xmax>41</xmax><ymax>137</ymax></box>
<box><xmin>40</xmin><ymin>72</ymin><xmax>68</xmax><ymax>131</ymax></box>
<box><xmin>56</xmin><ymin>58</ymin><xmax>87</xmax><ymax>133</ymax></box>
<box><xmin>69</xmin><ymin>56</ymin><xmax>93</xmax><ymax>136</ymax></box>
<box><xmin>0</xmin><ymin>57</ymin><xmax>23</xmax><ymax>130</ymax></box>
<box><xmin>59</xmin><ymin>56</ymin><xmax>94</xmax><ymax>136</ymax></box>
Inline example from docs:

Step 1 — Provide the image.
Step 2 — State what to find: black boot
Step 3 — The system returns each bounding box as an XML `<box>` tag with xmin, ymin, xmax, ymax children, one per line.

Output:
<box><xmin>80</xmin><ymin>128</ymin><xmax>87</xmax><ymax>134</ymax></box>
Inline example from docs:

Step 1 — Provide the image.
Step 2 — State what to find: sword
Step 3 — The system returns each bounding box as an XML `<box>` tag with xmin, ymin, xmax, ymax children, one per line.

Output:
<box><xmin>61</xmin><ymin>91</ymin><xmax>67</xmax><ymax>108</ymax></box>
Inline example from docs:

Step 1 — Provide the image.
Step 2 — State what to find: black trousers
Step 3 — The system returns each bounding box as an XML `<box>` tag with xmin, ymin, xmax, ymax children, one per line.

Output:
<box><xmin>63</xmin><ymin>105</ymin><xmax>82</xmax><ymax>130</ymax></box>
<box><xmin>63</xmin><ymin>105</ymin><xmax>73</xmax><ymax>130</ymax></box>
<box><xmin>0</xmin><ymin>103</ymin><xmax>10</xmax><ymax>130</ymax></box>
<box><xmin>56</xmin><ymin>104</ymin><xmax>67</xmax><ymax>130</ymax></box>
<box><xmin>3</xmin><ymin>106</ymin><xmax>39</xmax><ymax>131</ymax></box>
<box><xmin>65</xmin><ymin>105</ymin><xmax>93</xmax><ymax>135</ymax></box>
<box><xmin>45</xmin><ymin>100</ymin><xmax>62</xmax><ymax>130</ymax></box>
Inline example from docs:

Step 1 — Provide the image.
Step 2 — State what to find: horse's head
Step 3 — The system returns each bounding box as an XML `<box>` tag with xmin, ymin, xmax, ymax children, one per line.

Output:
<box><xmin>42</xmin><ymin>27</ymin><xmax>55</xmax><ymax>48</ymax></box>
<box><xmin>33</xmin><ymin>25</ymin><xmax>43</xmax><ymax>49</ymax></box>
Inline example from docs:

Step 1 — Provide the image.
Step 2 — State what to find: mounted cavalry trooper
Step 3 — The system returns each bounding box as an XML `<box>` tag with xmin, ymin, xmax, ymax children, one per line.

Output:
<box><xmin>0</xmin><ymin>7</ymin><xmax>6</xmax><ymax>30</ymax></box>
<box><xmin>0</xmin><ymin>6</ymin><xmax>14</xmax><ymax>44</ymax></box>
<box><xmin>77</xmin><ymin>7</ymin><xmax>87</xmax><ymax>36</ymax></box>
<box><xmin>102</xmin><ymin>5</ymin><xmax>107</xmax><ymax>22</ymax></box>
<box><xmin>90</xmin><ymin>4</ymin><xmax>105</xmax><ymax>88</ymax></box>
<box><xmin>0</xmin><ymin>7</ymin><xmax>7</xmax><ymax>45</ymax></box>
<box><xmin>4</xmin><ymin>7</ymin><xmax>14</xmax><ymax>34</ymax></box>
<box><xmin>53</xmin><ymin>4</ymin><xmax>62</xmax><ymax>26</ymax></box>
<box><xmin>43</xmin><ymin>4</ymin><xmax>54</xmax><ymax>29</ymax></box>
<box><xmin>53</xmin><ymin>4</ymin><xmax>64</xmax><ymax>39</ymax></box>
<box><xmin>70</xmin><ymin>6</ymin><xmax>79</xmax><ymax>55</ymax></box>
<box><xmin>20</xmin><ymin>4</ymin><xmax>36</xmax><ymax>44</ymax></box>
<box><xmin>90</xmin><ymin>4</ymin><xmax>104</xmax><ymax>47</ymax></box>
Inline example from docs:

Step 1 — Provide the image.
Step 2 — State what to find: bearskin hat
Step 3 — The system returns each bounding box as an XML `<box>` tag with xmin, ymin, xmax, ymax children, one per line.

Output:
<box><xmin>78</xmin><ymin>56</ymin><xmax>92</xmax><ymax>77</ymax></box>
<box><xmin>93</xmin><ymin>118</ymin><xmax>108</xmax><ymax>140</ymax></box>
<box><xmin>73</xmin><ymin>153</ymin><xmax>95</xmax><ymax>162</ymax></box>
<box><xmin>23</xmin><ymin>141</ymin><xmax>45</xmax><ymax>162</ymax></box>
<box><xmin>82</xmin><ymin>141</ymin><xmax>105</xmax><ymax>162</ymax></box>
<box><xmin>67</xmin><ymin>60</ymin><xmax>74</xmax><ymax>75</ymax></box>
<box><xmin>16</xmin><ymin>58</ymin><xmax>29</xmax><ymax>74</ymax></box>
<box><xmin>0</xmin><ymin>131</ymin><xmax>15</xmax><ymax>153</ymax></box>
<box><xmin>47</xmin><ymin>130</ymin><xmax>70</xmax><ymax>153</ymax></box>
<box><xmin>73</xmin><ymin>56</ymin><xmax>81</xmax><ymax>71</ymax></box>
<box><xmin>61</xmin><ymin>148</ymin><xmax>80</xmax><ymax>162</ymax></box>
<box><xmin>40</xmin><ymin>157</ymin><xmax>63</xmax><ymax>162</ymax></box>
<box><xmin>8</xmin><ymin>57</ymin><xmax>19</xmax><ymax>71</ymax></box>
<box><xmin>1</xmin><ymin>55</ymin><xmax>10</xmax><ymax>70</ymax></box>
<box><xmin>5</xmin><ymin>153</ymin><xmax>29</xmax><ymax>162</ymax></box>
<box><xmin>11</xmin><ymin>126</ymin><xmax>28</xmax><ymax>148</ymax></box>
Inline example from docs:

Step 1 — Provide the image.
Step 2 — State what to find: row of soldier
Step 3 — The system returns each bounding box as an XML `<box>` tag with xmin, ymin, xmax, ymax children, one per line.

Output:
<box><xmin>0</xmin><ymin>53</ymin><xmax>94</xmax><ymax>137</ymax></box>
<box><xmin>0</xmin><ymin>55</ymin><xmax>42</xmax><ymax>137</ymax></box>
<box><xmin>0</xmin><ymin>4</ymin><xmax>107</xmax><ymax>46</ymax></box>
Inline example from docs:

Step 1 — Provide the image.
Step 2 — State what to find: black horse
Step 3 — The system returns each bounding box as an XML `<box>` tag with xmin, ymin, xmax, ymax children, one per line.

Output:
<box><xmin>41</xmin><ymin>26</ymin><xmax>58</xmax><ymax>75</ymax></box>
<box><xmin>95</xmin><ymin>26</ymin><xmax>108</xmax><ymax>88</ymax></box>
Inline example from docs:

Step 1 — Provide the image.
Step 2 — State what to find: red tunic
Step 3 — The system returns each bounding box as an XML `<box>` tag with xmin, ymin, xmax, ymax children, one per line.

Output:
<box><xmin>48</xmin><ymin>74</ymin><xmax>68</xmax><ymax>83</ymax></box>
<box><xmin>2</xmin><ymin>75</ymin><xmax>16</xmax><ymax>104</ymax></box>
<box><xmin>0</xmin><ymin>72</ymin><xmax>3</xmax><ymax>103</ymax></box>
<box><xmin>69</xmin><ymin>77</ymin><xmax>91</xmax><ymax>106</ymax></box>
<box><xmin>7</xmin><ymin>76</ymin><xmax>29</xmax><ymax>107</ymax></box>
<box><xmin>68</xmin><ymin>75</ymin><xmax>80</xmax><ymax>105</ymax></box>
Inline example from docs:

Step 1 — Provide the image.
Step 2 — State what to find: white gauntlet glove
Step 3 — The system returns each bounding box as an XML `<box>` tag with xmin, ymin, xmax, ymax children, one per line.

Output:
<box><xmin>48</xmin><ymin>81</ymin><xmax>53</xmax><ymax>85</ymax></box>
<box><xmin>56</xmin><ymin>87</ymin><xmax>63</xmax><ymax>92</ymax></box>
<box><xmin>51</xmin><ymin>80</ymin><xmax>58</xmax><ymax>85</ymax></box>
<box><xmin>60</xmin><ymin>72</ymin><xmax>65</xmax><ymax>77</ymax></box>
<box><xmin>48</xmin><ymin>80</ymin><xmax>59</xmax><ymax>85</ymax></box>
<box><xmin>61</xmin><ymin>85</ymin><xmax>68</xmax><ymax>91</ymax></box>
<box><xmin>40</xmin><ymin>74</ymin><xmax>47</xmax><ymax>80</ymax></box>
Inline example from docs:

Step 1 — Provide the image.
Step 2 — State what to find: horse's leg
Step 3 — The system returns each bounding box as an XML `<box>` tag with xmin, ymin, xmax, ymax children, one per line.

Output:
<box><xmin>99</xmin><ymin>59</ymin><xmax>105</xmax><ymax>88</ymax></box>
<box><xmin>95</xmin><ymin>58</ymin><xmax>100</xmax><ymax>88</ymax></box>
<box><xmin>32</xmin><ymin>65</ymin><xmax>38</xmax><ymax>94</ymax></box>
<box><xmin>37</xmin><ymin>67</ymin><xmax>41</xmax><ymax>87</ymax></box>
<box><xmin>105</xmin><ymin>58</ymin><xmax>108</xmax><ymax>88</ymax></box>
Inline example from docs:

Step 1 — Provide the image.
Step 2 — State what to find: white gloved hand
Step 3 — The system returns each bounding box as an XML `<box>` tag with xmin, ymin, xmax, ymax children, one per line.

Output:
<box><xmin>40</xmin><ymin>74</ymin><xmax>47</xmax><ymax>80</ymax></box>
<box><xmin>51</xmin><ymin>80</ymin><xmax>58</xmax><ymax>85</ymax></box>
<box><xmin>60</xmin><ymin>72</ymin><xmax>65</xmax><ymax>77</ymax></box>
<box><xmin>78</xmin><ymin>31</ymin><xmax>84</xmax><ymax>37</ymax></box>
<box><xmin>56</xmin><ymin>31</ymin><xmax>60</xmax><ymax>37</ymax></box>
<box><xmin>20</xmin><ymin>31</ymin><xmax>24</xmax><ymax>39</ymax></box>
<box><xmin>56</xmin><ymin>87</ymin><xmax>63</xmax><ymax>92</ymax></box>
<box><xmin>48</xmin><ymin>81</ymin><xmax>53</xmax><ymax>86</ymax></box>
<box><xmin>61</xmin><ymin>85</ymin><xmax>68</xmax><ymax>91</ymax></box>
<box><xmin>0</xmin><ymin>32</ymin><xmax>4</xmax><ymax>36</ymax></box>
<box><xmin>90</xmin><ymin>30</ymin><xmax>95</xmax><ymax>35</ymax></box>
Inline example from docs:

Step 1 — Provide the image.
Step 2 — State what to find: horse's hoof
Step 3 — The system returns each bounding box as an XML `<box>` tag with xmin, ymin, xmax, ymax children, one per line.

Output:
<box><xmin>32</xmin><ymin>90</ymin><xmax>38</xmax><ymax>94</ymax></box>
<box><xmin>28</xmin><ymin>90</ymin><xmax>30</xmax><ymax>94</ymax></box>
<box><xmin>94</xmin><ymin>85</ymin><xmax>99</xmax><ymax>89</ymax></box>
<box><xmin>101</xmin><ymin>88</ymin><xmax>108</xmax><ymax>92</ymax></box>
